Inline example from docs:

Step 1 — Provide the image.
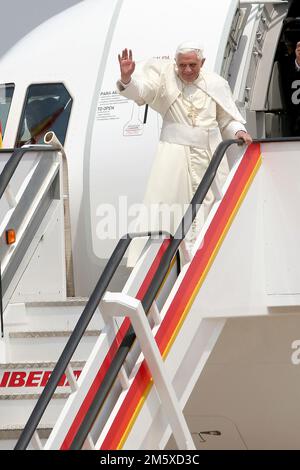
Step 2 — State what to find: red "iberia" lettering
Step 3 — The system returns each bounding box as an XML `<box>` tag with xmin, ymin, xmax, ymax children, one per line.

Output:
<box><xmin>0</xmin><ymin>370</ymin><xmax>82</xmax><ymax>388</ymax></box>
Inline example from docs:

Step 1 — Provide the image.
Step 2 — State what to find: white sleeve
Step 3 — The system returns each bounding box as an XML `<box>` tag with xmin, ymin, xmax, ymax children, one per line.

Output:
<box><xmin>116</xmin><ymin>78</ymin><xmax>147</xmax><ymax>105</ymax></box>
<box><xmin>116</xmin><ymin>59</ymin><xmax>161</xmax><ymax>106</ymax></box>
<box><xmin>117</xmin><ymin>79</ymin><xmax>131</xmax><ymax>89</ymax></box>
<box><xmin>216</xmin><ymin>103</ymin><xmax>247</xmax><ymax>139</ymax></box>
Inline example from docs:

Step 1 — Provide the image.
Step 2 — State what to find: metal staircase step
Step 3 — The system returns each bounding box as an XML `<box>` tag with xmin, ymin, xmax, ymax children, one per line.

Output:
<box><xmin>25</xmin><ymin>297</ymin><xmax>89</xmax><ymax>307</ymax></box>
<box><xmin>0</xmin><ymin>395</ymin><xmax>66</xmax><ymax>430</ymax></box>
<box><xmin>0</xmin><ymin>424</ymin><xmax>52</xmax><ymax>440</ymax></box>
<box><xmin>0</xmin><ymin>424</ymin><xmax>52</xmax><ymax>450</ymax></box>
<box><xmin>0</xmin><ymin>393</ymin><xmax>70</xmax><ymax>400</ymax></box>
<box><xmin>6</xmin><ymin>329</ymin><xmax>100</xmax><ymax>362</ymax></box>
<box><xmin>0</xmin><ymin>360</ymin><xmax>84</xmax><ymax>443</ymax></box>
<box><xmin>0</xmin><ymin>361</ymin><xmax>85</xmax><ymax>369</ymax></box>
<box><xmin>9</xmin><ymin>330</ymin><xmax>100</xmax><ymax>338</ymax></box>
<box><xmin>0</xmin><ymin>360</ymin><xmax>85</xmax><ymax>397</ymax></box>
<box><xmin>4</xmin><ymin>298</ymin><xmax>104</xmax><ymax>334</ymax></box>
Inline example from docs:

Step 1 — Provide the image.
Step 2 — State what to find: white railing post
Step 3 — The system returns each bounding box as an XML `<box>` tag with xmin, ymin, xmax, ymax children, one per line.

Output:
<box><xmin>102</xmin><ymin>291</ymin><xmax>196</xmax><ymax>450</ymax></box>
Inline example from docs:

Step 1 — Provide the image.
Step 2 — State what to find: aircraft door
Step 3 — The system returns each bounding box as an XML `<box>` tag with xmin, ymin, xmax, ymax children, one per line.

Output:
<box><xmin>88</xmin><ymin>0</ymin><xmax>239</xmax><ymax>262</ymax></box>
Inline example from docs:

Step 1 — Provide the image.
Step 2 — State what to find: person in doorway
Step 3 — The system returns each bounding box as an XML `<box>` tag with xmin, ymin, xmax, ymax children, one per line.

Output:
<box><xmin>117</xmin><ymin>41</ymin><xmax>252</xmax><ymax>265</ymax></box>
<box><xmin>281</xmin><ymin>41</ymin><xmax>300</xmax><ymax>136</ymax></box>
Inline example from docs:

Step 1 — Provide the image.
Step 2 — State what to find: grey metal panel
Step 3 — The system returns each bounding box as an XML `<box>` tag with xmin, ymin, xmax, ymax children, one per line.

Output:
<box><xmin>0</xmin><ymin>152</ymin><xmax>13</xmax><ymax>172</ymax></box>
<box><xmin>0</xmin><ymin>152</ymin><xmax>59</xmax><ymax>261</ymax></box>
<box><xmin>250</xmin><ymin>3</ymin><xmax>288</xmax><ymax>110</ymax></box>
<box><xmin>0</xmin><ymin>151</ymin><xmax>14</xmax><ymax>220</ymax></box>
<box><xmin>1</xmin><ymin>173</ymin><xmax>60</xmax><ymax>295</ymax></box>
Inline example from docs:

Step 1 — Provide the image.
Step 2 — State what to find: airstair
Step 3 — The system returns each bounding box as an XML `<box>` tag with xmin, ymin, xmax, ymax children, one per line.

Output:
<box><xmin>2</xmin><ymin>136</ymin><xmax>300</xmax><ymax>450</ymax></box>
<box><xmin>13</xmin><ymin>137</ymin><xmax>261</xmax><ymax>450</ymax></box>
<box><xmin>0</xmin><ymin>135</ymin><xmax>103</xmax><ymax>449</ymax></box>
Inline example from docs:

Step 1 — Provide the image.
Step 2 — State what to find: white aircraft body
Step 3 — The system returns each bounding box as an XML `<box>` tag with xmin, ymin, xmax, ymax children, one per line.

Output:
<box><xmin>0</xmin><ymin>0</ymin><xmax>300</xmax><ymax>451</ymax></box>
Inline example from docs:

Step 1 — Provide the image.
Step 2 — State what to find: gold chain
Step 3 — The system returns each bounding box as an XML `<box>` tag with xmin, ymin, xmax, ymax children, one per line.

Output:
<box><xmin>180</xmin><ymin>75</ymin><xmax>207</xmax><ymax>127</ymax></box>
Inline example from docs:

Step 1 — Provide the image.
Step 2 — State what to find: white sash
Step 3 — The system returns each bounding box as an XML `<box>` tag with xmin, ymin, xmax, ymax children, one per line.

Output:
<box><xmin>160</xmin><ymin>121</ymin><xmax>219</xmax><ymax>148</ymax></box>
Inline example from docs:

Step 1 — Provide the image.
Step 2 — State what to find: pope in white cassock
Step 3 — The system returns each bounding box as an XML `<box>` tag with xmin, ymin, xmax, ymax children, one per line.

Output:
<box><xmin>117</xmin><ymin>42</ymin><xmax>252</xmax><ymax>266</ymax></box>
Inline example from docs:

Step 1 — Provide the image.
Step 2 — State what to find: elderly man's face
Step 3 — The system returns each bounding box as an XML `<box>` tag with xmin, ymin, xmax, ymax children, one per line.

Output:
<box><xmin>176</xmin><ymin>52</ymin><xmax>205</xmax><ymax>82</ymax></box>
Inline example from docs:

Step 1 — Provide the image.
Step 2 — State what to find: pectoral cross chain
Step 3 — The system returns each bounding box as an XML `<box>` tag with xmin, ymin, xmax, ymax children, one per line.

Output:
<box><xmin>187</xmin><ymin>105</ymin><xmax>199</xmax><ymax>127</ymax></box>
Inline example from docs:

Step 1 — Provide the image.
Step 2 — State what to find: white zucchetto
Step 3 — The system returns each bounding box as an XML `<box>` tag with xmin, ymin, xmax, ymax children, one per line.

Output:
<box><xmin>175</xmin><ymin>41</ymin><xmax>204</xmax><ymax>59</ymax></box>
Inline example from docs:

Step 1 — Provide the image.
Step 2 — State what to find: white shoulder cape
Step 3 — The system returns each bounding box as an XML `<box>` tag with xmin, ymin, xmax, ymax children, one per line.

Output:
<box><xmin>127</xmin><ymin>59</ymin><xmax>245</xmax><ymax>124</ymax></box>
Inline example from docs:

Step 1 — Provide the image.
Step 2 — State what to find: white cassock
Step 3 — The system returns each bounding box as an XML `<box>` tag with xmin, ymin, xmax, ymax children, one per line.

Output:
<box><xmin>117</xmin><ymin>59</ymin><xmax>247</xmax><ymax>266</ymax></box>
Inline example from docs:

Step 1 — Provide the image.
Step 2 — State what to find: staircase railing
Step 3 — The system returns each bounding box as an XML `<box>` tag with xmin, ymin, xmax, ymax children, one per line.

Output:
<box><xmin>0</xmin><ymin>145</ymin><xmax>56</xmax><ymax>330</ymax></box>
<box><xmin>15</xmin><ymin>138</ymin><xmax>244</xmax><ymax>450</ymax></box>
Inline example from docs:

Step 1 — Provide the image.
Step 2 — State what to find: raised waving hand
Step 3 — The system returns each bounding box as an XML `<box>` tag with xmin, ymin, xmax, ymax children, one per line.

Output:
<box><xmin>118</xmin><ymin>48</ymin><xmax>135</xmax><ymax>84</ymax></box>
